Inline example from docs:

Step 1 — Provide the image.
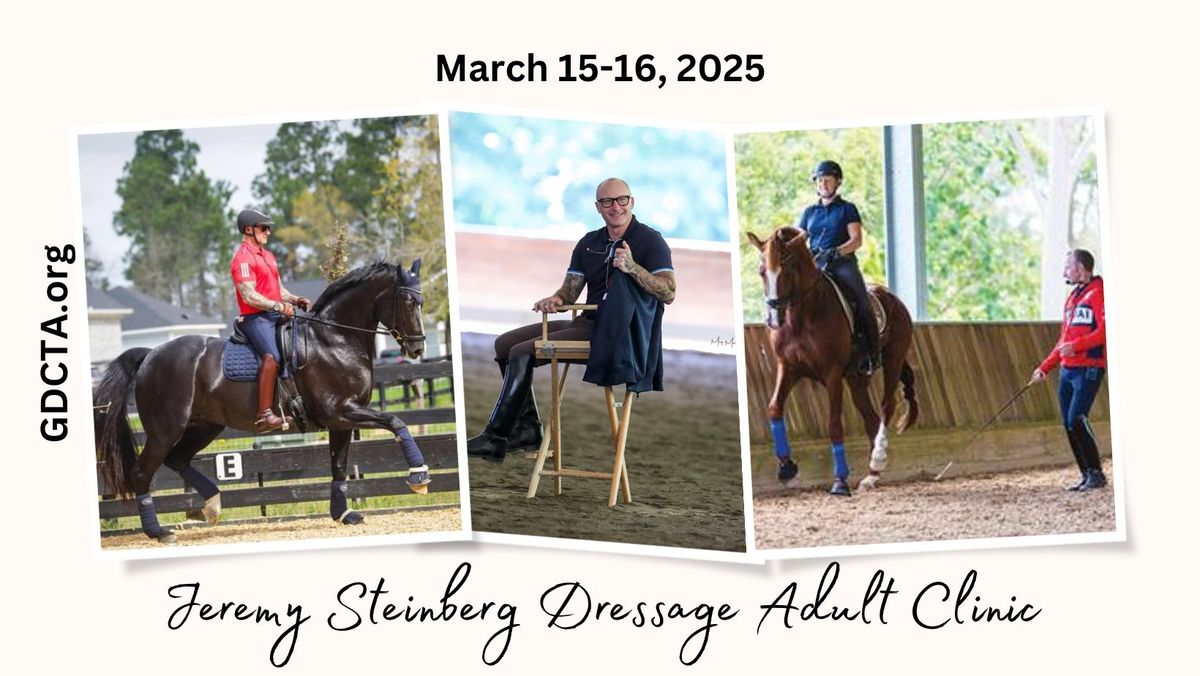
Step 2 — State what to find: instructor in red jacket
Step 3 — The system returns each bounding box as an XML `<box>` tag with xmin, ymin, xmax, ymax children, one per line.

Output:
<box><xmin>1031</xmin><ymin>249</ymin><xmax>1107</xmax><ymax>491</ymax></box>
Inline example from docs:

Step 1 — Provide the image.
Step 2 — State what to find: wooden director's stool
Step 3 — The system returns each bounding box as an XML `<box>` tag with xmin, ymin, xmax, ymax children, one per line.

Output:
<box><xmin>526</xmin><ymin>304</ymin><xmax>634</xmax><ymax>508</ymax></box>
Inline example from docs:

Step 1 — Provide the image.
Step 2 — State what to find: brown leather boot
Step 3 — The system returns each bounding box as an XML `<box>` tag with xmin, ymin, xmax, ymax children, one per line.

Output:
<box><xmin>255</xmin><ymin>354</ymin><xmax>292</xmax><ymax>432</ymax></box>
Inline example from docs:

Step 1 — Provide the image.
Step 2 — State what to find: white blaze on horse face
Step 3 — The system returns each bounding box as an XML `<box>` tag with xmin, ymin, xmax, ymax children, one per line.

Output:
<box><xmin>765</xmin><ymin>268</ymin><xmax>780</xmax><ymax>327</ymax></box>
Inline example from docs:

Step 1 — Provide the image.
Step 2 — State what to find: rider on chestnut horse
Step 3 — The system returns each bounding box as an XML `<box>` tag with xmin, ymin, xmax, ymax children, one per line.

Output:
<box><xmin>797</xmin><ymin>161</ymin><xmax>880</xmax><ymax>375</ymax></box>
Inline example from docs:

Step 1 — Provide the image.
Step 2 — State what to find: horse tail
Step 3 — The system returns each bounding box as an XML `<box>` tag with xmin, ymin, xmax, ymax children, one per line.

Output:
<box><xmin>95</xmin><ymin>347</ymin><xmax>151</xmax><ymax>499</ymax></box>
<box><xmin>897</xmin><ymin>360</ymin><xmax>919</xmax><ymax>433</ymax></box>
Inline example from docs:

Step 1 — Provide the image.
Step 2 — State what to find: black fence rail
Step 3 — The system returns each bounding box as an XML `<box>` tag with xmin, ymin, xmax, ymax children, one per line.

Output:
<box><xmin>97</xmin><ymin>358</ymin><xmax>459</xmax><ymax>525</ymax></box>
<box><xmin>120</xmin><ymin>358</ymin><xmax>457</xmax><ymax>446</ymax></box>
<box><xmin>373</xmin><ymin>357</ymin><xmax>455</xmax><ymax>410</ymax></box>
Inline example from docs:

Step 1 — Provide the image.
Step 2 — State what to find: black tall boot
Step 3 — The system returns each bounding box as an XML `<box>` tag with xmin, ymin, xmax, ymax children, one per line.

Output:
<box><xmin>508</xmin><ymin>387</ymin><xmax>544</xmax><ymax>452</ymax></box>
<box><xmin>1073</xmin><ymin>417</ymin><xmax>1108</xmax><ymax>491</ymax></box>
<box><xmin>467</xmin><ymin>353</ymin><xmax>535</xmax><ymax>463</ymax></box>
<box><xmin>491</xmin><ymin>359</ymin><xmax>544</xmax><ymax>452</ymax></box>
<box><xmin>857</xmin><ymin>311</ymin><xmax>881</xmax><ymax>376</ymax></box>
<box><xmin>1064</xmin><ymin>425</ymin><xmax>1089</xmax><ymax>491</ymax></box>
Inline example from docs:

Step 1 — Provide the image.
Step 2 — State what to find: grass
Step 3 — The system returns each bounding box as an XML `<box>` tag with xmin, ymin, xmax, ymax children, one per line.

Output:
<box><xmin>100</xmin><ymin>472</ymin><xmax>460</xmax><ymax>531</ymax></box>
<box><xmin>100</xmin><ymin>378</ymin><xmax>460</xmax><ymax>532</ymax></box>
<box><xmin>122</xmin><ymin>378</ymin><xmax>456</xmax><ymax>454</ymax></box>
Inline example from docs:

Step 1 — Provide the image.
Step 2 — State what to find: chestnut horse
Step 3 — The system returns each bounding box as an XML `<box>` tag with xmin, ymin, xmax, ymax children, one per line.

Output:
<box><xmin>748</xmin><ymin>228</ymin><xmax>918</xmax><ymax>495</ymax></box>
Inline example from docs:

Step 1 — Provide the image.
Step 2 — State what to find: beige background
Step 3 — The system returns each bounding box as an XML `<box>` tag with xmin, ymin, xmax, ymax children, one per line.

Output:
<box><xmin>4</xmin><ymin>0</ymin><xmax>1194</xmax><ymax>673</ymax></box>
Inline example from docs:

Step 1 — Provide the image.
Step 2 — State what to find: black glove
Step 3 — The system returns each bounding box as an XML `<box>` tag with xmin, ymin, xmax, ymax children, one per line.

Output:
<box><xmin>815</xmin><ymin>247</ymin><xmax>839</xmax><ymax>268</ymax></box>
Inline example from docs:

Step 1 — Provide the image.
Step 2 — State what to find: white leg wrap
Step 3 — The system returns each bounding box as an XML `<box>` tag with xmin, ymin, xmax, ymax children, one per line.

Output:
<box><xmin>202</xmin><ymin>494</ymin><xmax>222</xmax><ymax>526</ymax></box>
<box><xmin>858</xmin><ymin>474</ymin><xmax>880</xmax><ymax>491</ymax></box>
<box><xmin>408</xmin><ymin>464</ymin><xmax>429</xmax><ymax>476</ymax></box>
<box><xmin>869</xmin><ymin>427</ymin><xmax>889</xmax><ymax>471</ymax></box>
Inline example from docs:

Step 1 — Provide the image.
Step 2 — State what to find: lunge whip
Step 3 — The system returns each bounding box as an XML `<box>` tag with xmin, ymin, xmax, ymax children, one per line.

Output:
<box><xmin>934</xmin><ymin>379</ymin><xmax>1036</xmax><ymax>481</ymax></box>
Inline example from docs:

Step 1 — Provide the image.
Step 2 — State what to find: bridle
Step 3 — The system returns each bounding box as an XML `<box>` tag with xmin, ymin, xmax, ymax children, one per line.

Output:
<box><xmin>388</xmin><ymin>283</ymin><xmax>426</xmax><ymax>344</ymax></box>
<box><xmin>295</xmin><ymin>272</ymin><xmax>425</xmax><ymax>345</ymax></box>
<box><xmin>763</xmin><ymin>246</ymin><xmax>823</xmax><ymax>319</ymax></box>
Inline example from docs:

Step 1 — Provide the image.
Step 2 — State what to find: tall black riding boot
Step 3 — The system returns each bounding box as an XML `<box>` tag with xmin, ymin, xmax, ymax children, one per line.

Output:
<box><xmin>857</xmin><ymin>312</ymin><xmax>881</xmax><ymax>375</ymax></box>
<box><xmin>1073</xmin><ymin>417</ymin><xmax>1108</xmax><ymax>491</ymax></box>
<box><xmin>1064</xmin><ymin>426</ymin><xmax>1089</xmax><ymax>491</ymax></box>
<box><xmin>508</xmin><ymin>387</ymin><xmax>544</xmax><ymax>452</ymax></box>
<box><xmin>491</xmin><ymin>359</ymin><xmax>544</xmax><ymax>452</ymax></box>
<box><xmin>467</xmin><ymin>353</ymin><xmax>535</xmax><ymax>463</ymax></box>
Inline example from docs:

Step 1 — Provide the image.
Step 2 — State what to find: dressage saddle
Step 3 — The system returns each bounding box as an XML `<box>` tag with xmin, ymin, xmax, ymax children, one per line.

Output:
<box><xmin>226</xmin><ymin>317</ymin><xmax>313</xmax><ymax>430</ymax></box>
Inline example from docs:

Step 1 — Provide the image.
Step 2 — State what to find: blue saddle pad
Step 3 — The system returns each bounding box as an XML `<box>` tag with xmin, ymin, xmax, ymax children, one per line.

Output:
<box><xmin>222</xmin><ymin>340</ymin><xmax>260</xmax><ymax>382</ymax></box>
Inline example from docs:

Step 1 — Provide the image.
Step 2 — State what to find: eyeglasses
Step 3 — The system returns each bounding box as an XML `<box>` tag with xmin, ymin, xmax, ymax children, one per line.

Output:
<box><xmin>596</xmin><ymin>195</ymin><xmax>631</xmax><ymax>208</ymax></box>
<box><xmin>254</xmin><ymin>224</ymin><xmax>272</xmax><ymax>232</ymax></box>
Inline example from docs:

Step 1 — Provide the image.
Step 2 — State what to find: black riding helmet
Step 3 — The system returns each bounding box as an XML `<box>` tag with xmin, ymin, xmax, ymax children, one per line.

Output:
<box><xmin>236</xmin><ymin>208</ymin><xmax>274</xmax><ymax>234</ymax></box>
<box><xmin>811</xmin><ymin>160</ymin><xmax>843</xmax><ymax>181</ymax></box>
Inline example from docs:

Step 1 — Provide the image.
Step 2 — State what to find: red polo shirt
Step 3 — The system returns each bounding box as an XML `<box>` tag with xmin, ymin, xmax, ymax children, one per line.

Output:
<box><xmin>230</xmin><ymin>241</ymin><xmax>283</xmax><ymax>315</ymax></box>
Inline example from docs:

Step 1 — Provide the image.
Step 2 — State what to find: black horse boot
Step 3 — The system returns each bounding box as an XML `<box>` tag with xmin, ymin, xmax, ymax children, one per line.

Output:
<box><xmin>255</xmin><ymin>354</ymin><xmax>292</xmax><ymax>432</ymax></box>
<box><xmin>467</xmin><ymin>353</ymin><xmax>535</xmax><ymax>463</ymax></box>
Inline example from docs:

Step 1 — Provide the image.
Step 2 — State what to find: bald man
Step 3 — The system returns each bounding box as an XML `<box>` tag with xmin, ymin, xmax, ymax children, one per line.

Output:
<box><xmin>467</xmin><ymin>178</ymin><xmax>676</xmax><ymax>463</ymax></box>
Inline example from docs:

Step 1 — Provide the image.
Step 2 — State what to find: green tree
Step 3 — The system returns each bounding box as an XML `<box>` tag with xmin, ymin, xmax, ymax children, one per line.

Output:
<box><xmin>113</xmin><ymin>130</ymin><xmax>233</xmax><ymax>316</ymax></box>
<box><xmin>1005</xmin><ymin>117</ymin><xmax>1098</xmax><ymax>316</ymax></box>
<box><xmin>83</xmin><ymin>229</ymin><xmax>106</xmax><ymax>290</ymax></box>
<box><xmin>334</xmin><ymin>116</ymin><xmax>427</xmax><ymax>220</ymax></box>
<box><xmin>251</xmin><ymin>121</ymin><xmax>339</xmax><ymax>277</ymax></box>
<box><xmin>923</xmin><ymin>121</ymin><xmax>1040</xmax><ymax>320</ymax></box>
<box><xmin>735</xmin><ymin>128</ymin><xmax>884</xmax><ymax>322</ymax></box>
<box><xmin>251</xmin><ymin>117</ymin><xmax>442</xmax><ymax>284</ymax></box>
<box><xmin>375</xmin><ymin>116</ymin><xmax>448</xmax><ymax>321</ymax></box>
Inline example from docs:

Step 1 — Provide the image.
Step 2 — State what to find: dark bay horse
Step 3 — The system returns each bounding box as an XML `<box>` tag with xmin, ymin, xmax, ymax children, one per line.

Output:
<box><xmin>748</xmin><ymin>228</ymin><xmax>918</xmax><ymax>495</ymax></box>
<box><xmin>95</xmin><ymin>260</ymin><xmax>431</xmax><ymax>543</ymax></box>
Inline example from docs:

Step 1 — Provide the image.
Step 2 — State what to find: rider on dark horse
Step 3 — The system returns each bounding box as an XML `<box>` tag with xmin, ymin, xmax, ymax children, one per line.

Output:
<box><xmin>798</xmin><ymin>161</ymin><xmax>881</xmax><ymax>375</ymax></box>
<box><xmin>230</xmin><ymin>208</ymin><xmax>312</xmax><ymax>431</ymax></box>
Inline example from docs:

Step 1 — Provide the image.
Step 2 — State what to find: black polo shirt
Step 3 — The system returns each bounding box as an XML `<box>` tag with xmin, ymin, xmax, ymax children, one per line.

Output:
<box><xmin>566</xmin><ymin>216</ymin><xmax>673</xmax><ymax>311</ymax></box>
<box><xmin>797</xmin><ymin>195</ymin><xmax>862</xmax><ymax>251</ymax></box>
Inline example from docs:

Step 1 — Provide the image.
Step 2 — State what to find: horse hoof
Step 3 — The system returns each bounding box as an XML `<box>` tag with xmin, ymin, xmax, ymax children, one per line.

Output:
<box><xmin>778</xmin><ymin>459</ymin><xmax>799</xmax><ymax>484</ymax></box>
<box><xmin>407</xmin><ymin>467</ymin><xmax>432</xmax><ymax>494</ymax></box>
<box><xmin>202</xmin><ymin>494</ymin><xmax>222</xmax><ymax>526</ymax></box>
<box><xmin>858</xmin><ymin>474</ymin><xmax>880</xmax><ymax>491</ymax></box>
<box><xmin>152</xmin><ymin>530</ymin><xmax>177</xmax><ymax>545</ymax></box>
<box><xmin>830</xmin><ymin>478</ymin><xmax>851</xmax><ymax>497</ymax></box>
<box><xmin>341</xmin><ymin>511</ymin><xmax>364</xmax><ymax>525</ymax></box>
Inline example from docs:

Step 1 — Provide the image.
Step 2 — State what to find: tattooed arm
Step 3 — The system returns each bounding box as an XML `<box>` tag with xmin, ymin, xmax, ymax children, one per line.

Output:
<box><xmin>236</xmin><ymin>281</ymin><xmax>288</xmax><ymax>313</ymax></box>
<box><xmin>612</xmin><ymin>241</ymin><xmax>676</xmax><ymax>304</ymax></box>
<box><xmin>628</xmin><ymin>266</ymin><xmax>676</xmax><ymax>305</ymax></box>
<box><xmin>278</xmin><ymin>284</ymin><xmax>311</xmax><ymax>310</ymax></box>
<box><xmin>532</xmin><ymin>274</ymin><xmax>586</xmax><ymax>312</ymax></box>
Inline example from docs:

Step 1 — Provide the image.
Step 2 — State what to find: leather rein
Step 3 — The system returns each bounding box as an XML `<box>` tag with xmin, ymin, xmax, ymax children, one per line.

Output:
<box><xmin>295</xmin><ymin>284</ymin><xmax>425</xmax><ymax>344</ymax></box>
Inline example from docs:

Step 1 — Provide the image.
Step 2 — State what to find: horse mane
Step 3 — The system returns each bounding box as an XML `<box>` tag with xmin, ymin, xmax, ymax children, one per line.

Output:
<box><xmin>766</xmin><ymin>226</ymin><xmax>811</xmax><ymax>269</ymax></box>
<box><xmin>309</xmin><ymin>261</ymin><xmax>396</xmax><ymax>315</ymax></box>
